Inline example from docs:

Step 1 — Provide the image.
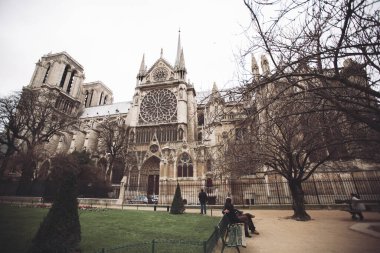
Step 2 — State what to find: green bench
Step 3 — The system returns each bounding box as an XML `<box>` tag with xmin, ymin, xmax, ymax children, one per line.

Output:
<box><xmin>216</xmin><ymin>215</ymin><xmax>246</xmax><ymax>253</ymax></box>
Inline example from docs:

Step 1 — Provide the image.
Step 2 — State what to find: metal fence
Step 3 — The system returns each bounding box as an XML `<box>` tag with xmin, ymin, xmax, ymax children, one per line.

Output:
<box><xmin>2</xmin><ymin>171</ymin><xmax>380</xmax><ymax>206</ymax></box>
<box><xmin>124</xmin><ymin>171</ymin><xmax>380</xmax><ymax>206</ymax></box>
<box><xmin>93</xmin><ymin>239</ymin><xmax>213</xmax><ymax>253</ymax></box>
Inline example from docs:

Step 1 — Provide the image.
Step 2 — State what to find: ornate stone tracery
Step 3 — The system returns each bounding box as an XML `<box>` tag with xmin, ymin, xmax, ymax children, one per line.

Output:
<box><xmin>139</xmin><ymin>89</ymin><xmax>177</xmax><ymax>124</ymax></box>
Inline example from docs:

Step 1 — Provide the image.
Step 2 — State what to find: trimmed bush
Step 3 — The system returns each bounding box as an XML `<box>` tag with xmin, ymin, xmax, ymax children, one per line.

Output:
<box><xmin>170</xmin><ymin>183</ymin><xmax>185</xmax><ymax>214</ymax></box>
<box><xmin>27</xmin><ymin>172</ymin><xmax>81</xmax><ymax>253</ymax></box>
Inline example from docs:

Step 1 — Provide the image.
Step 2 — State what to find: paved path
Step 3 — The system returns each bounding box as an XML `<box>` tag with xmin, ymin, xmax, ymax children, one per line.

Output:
<box><xmin>209</xmin><ymin>209</ymin><xmax>380</xmax><ymax>253</ymax></box>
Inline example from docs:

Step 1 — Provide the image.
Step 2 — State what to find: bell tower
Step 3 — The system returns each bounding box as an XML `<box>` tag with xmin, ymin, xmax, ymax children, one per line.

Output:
<box><xmin>29</xmin><ymin>51</ymin><xmax>85</xmax><ymax>100</ymax></box>
<box><xmin>27</xmin><ymin>51</ymin><xmax>86</xmax><ymax>116</ymax></box>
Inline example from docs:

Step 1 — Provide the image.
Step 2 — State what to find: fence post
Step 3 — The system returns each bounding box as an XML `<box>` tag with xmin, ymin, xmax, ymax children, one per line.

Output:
<box><xmin>275</xmin><ymin>180</ymin><xmax>281</xmax><ymax>204</ymax></box>
<box><xmin>101</xmin><ymin>248</ymin><xmax>105</xmax><ymax>253</ymax></box>
<box><xmin>203</xmin><ymin>240</ymin><xmax>207</xmax><ymax>253</ymax></box>
<box><xmin>151</xmin><ymin>239</ymin><xmax>155</xmax><ymax>253</ymax></box>
<box><xmin>312</xmin><ymin>175</ymin><xmax>321</xmax><ymax>205</ymax></box>
<box><xmin>166</xmin><ymin>206</ymin><xmax>170</xmax><ymax>212</ymax></box>
<box><xmin>351</xmin><ymin>172</ymin><xmax>360</xmax><ymax>195</ymax></box>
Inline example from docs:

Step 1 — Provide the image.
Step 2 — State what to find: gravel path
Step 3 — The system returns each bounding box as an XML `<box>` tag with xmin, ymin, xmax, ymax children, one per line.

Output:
<box><xmin>210</xmin><ymin>209</ymin><xmax>380</xmax><ymax>253</ymax></box>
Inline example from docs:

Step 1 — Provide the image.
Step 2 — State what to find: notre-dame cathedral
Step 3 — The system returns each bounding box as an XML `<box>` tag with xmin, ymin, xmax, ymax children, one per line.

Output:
<box><xmin>27</xmin><ymin>34</ymin><xmax>244</xmax><ymax>204</ymax></box>
<box><xmin>24</xmin><ymin>34</ymin><xmax>379</xmax><ymax>205</ymax></box>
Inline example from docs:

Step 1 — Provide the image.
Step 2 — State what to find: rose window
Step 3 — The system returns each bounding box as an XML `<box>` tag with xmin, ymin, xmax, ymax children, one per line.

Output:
<box><xmin>139</xmin><ymin>89</ymin><xmax>177</xmax><ymax>123</ymax></box>
<box><xmin>153</xmin><ymin>67</ymin><xmax>168</xmax><ymax>81</ymax></box>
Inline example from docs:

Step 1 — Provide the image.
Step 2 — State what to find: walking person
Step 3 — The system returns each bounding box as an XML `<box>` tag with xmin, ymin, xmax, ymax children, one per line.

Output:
<box><xmin>350</xmin><ymin>193</ymin><xmax>365</xmax><ymax>220</ymax></box>
<box><xmin>198</xmin><ymin>188</ymin><xmax>208</xmax><ymax>215</ymax></box>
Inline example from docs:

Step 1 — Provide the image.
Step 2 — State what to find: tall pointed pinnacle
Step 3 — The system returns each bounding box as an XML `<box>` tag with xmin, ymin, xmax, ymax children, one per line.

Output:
<box><xmin>211</xmin><ymin>82</ymin><xmax>220</xmax><ymax>99</ymax></box>
<box><xmin>137</xmin><ymin>54</ymin><xmax>146</xmax><ymax>84</ymax></box>
<box><xmin>261</xmin><ymin>55</ymin><xmax>270</xmax><ymax>76</ymax></box>
<box><xmin>174</xmin><ymin>29</ymin><xmax>182</xmax><ymax>68</ymax></box>
<box><xmin>251</xmin><ymin>54</ymin><xmax>259</xmax><ymax>74</ymax></box>
<box><xmin>251</xmin><ymin>54</ymin><xmax>260</xmax><ymax>80</ymax></box>
<box><xmin>139</xmin><ymin>54</ymin><xmax>146</xmax><ymax>74</ymax></box>
<box><xmin>179</xmin><ymin>48</ymin><xmax>186</xmax><ymax>71</ymax></box>
<box><xmin>212</xmin><ymin>82</ymin><xmax>218</xmax><ymax>94</ymax></box>
<box><xmin>210</xmin><ymin>82</ymin><xmax>223</xmax><ymax>104</ymax></box>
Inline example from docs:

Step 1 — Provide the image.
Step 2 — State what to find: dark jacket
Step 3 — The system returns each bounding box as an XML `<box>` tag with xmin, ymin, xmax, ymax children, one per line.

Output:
<box><xmin>222</xmin><ymin>202</ymin><xmax>240</xmax><ymax>223</ymax></box>
<box><xmin>198</xmin><ymin>191</ymin><xmax>208</xmax><ymax>204</ymax></box>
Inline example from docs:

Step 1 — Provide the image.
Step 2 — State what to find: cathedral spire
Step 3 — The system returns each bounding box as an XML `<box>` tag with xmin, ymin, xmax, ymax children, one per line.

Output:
<box><xmin>136</xmin><ymin>54</ymin><xmax>146</xmax><ymax>84</ymax></box>
<box><xmin>174</xmin><ymin>30</ymin><xmax>182</xmax><ymax>68</ymax></box>
<box><xmin>174</xmin><ymin>30</ymin><xmax>187</xmax><ymax>80</ymax></box>
<box><xmin>179</xmin><ymin>49</ymin><xmax>186</xmax><ymax>71</ymax></box>
<box><xmin>139</xmin><ymin>54</ymin><xmax>146</xmax><ymax>74</ymax></box>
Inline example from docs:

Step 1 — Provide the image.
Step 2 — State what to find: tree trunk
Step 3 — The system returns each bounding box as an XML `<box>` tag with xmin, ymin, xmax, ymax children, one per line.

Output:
<box><xmin>16</xmin><ymin>154</ymin><xmax>36</xmax><ymax>196</ymax></box>
<box><xmin>288</xmin><ymin>179</ymin><xmax>311</xmax><ymax>221</ymax></box>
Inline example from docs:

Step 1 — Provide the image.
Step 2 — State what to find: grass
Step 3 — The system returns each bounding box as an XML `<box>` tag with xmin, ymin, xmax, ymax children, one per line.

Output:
<box><xmin>0</xmin><ymin>204</ymin><xmax>220</xmax><ymax>253</ymax></box>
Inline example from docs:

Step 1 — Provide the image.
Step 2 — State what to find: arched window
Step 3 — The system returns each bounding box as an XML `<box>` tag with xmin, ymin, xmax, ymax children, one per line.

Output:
<box><xmin>103</xmin><ymin>95</ymin><xmax>108</xmax><ymax>105</ymax></box>
<box><xmin>66</xmin><ymin>70</ymin><xmax>76</xmax><ymax>94</ymax></box>
<box><xmin>206</xmin><ymin>159</ymin><xmax>212</xmax><ymax>172</ymax></box>
<box><xmin>198</xmin><ymin>112</ymin><xmax>204</xmax><ymax>126</ymax></box>
<box><xmin>88</xmin><ymin>90</ymin><xmax>94</xmax><ymax>107</ymax></box>
<box><xmin>177</xmin><ymin>153</ymin><xmax>193</xmax><ymax>178</ymax></box>
<box><xmin>43</xmin><ymin>63</ymin><xmax>50</xmax><ymax>84</ymax></box>
<box><xmin>99</xmin><ymin>92</ymin><xmax>104</xmax><ymax>105</ymax></box>
<box><xmin>55</xmin><ymin>97</ymin><xmax>61</xmax><ymax>108</ymax></box>
<box><xmin>178</xmin><ymin>128</ymin><xmax>184</xmax><ymax>141</ymax></box>
<box><xmin>84</xmin><ymin>90</ymin><xmax>89</xmax><ymax>107</ymax></box>
<box><xmin>206</xmin><ymin>178</ymin><xmax>213</xmax><ymax>187</ymax></box>
<box><xmin>59</xmin><ymin>65</ymin><xmax>69</xmax><ymax>88</ymax></box>
<box><xmin>198</xmin><ymin>132</ymin><xmax>202</xmax><ymax>142</ymax></box>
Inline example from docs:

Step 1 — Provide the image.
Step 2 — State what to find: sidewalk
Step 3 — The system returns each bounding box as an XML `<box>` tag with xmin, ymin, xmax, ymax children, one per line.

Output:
<box><xmin>209</xmin><ymin>209</ymin><xmax>380</xmax><ymax>253</ymax></box>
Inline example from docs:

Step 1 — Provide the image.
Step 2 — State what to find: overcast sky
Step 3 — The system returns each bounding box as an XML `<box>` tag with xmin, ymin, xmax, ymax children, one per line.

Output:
<box><xmin>0</xmin><ymin>0</ymin><xmax>252</xmax><ymax>102</ymax></box>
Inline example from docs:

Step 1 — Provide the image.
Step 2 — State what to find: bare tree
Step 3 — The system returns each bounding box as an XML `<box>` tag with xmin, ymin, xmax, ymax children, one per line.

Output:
<box><xmin>242</xmin><ymin>0</ymin><xmax>380</xmax><ymax>132</ymax></box>
<box><xmin>0</xmin><ymin>92</ymin><xmax>24</xmax><ymax>175</ymax></box>
<box><xmin>223</xmin><ymin>86</ymin><xmax>356</xmax><ymax>220</ymax></box>
<box><xmin>97</xmin><ymin>115</ymin><xmax>129</xmax><ymax>182</ymax></box>
<box><xmin>0</xmin><ymin>88</ymin><xmax>78</xmax><ymax>192</ymax></box>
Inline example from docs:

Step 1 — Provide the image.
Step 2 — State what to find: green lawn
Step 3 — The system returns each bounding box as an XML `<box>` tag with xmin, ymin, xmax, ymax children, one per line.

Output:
<box><xmin>0</xmin><ymin>204</ymin><xmax>220</xmax><ymax>253</ymax></box>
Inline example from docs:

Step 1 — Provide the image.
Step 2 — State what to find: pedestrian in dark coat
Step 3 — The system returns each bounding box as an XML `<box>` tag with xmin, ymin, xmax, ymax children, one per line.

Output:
<box><xmin>198</xmin><ymin>189</ymin><xmax>208</xmax><ymax>214</ymax></box>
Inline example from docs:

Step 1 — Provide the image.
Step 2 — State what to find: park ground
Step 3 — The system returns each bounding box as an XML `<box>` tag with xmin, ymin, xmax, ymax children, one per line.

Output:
<box><xmin>97</xmin><ymin>205</ymin><xmax>380</xmax><ymax>252</ymax></box>
<box><xmin>200</xmin><ymin>209</ymin><xmax>380</xmax><ymax>253</ymax></box>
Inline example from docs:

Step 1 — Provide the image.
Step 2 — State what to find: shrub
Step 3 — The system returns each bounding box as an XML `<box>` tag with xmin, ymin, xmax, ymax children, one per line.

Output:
<box><xmin>27</xmin><ymin>172</ymin><xmax>81</xmax><ymax>253</ymax></box>
<box><xmin>170</xmin><ymin>183</ymin><xmax>185</xmax><ymax>214</ymax></box>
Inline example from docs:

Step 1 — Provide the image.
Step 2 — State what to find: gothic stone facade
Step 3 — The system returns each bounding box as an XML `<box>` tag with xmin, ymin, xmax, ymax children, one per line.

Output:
<box><xmin>27</xmin><ymin>35</ymin><xmax>249</xmax><ymax>204</ymax></box>
<box><xmin>26</xmin><ymin>38</ymin><xmax>379</xmax><ymax>205</ymax></box>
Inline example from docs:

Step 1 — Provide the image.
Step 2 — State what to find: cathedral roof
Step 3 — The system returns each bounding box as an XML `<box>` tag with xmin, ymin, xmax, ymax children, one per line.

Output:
<box><xmin>42</xmin><ymin>51</ymin><xmax>84</xmax><ymax>71</ymax></box>
<box><xmin>80</xmin><ymin>101</ymin><xmax>131</xmax><ymax>119</ymax></box>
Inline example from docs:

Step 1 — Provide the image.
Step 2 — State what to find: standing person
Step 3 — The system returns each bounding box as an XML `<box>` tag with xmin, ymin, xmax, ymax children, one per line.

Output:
<box><xmin>350</xmin><ymin>193</ymin><xmax>365</xmax><ymax>220</ymax></box>
<box><xmin>198</xmin><ymin>189</ymin><xmax>208</xmax><ymax>215</ymax></box>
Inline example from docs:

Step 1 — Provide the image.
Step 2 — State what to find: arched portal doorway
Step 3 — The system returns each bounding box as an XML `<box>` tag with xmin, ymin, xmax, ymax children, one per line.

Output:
<box><xmin>141</xmin><ymin>156</ymin><xmax>160</xmax><ymax>196</ymax></box>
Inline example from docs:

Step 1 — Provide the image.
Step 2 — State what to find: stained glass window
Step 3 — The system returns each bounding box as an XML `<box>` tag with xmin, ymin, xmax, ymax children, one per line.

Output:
<box><xmin>139</xmin><ymin>89</ymin><xmax>177</xmax><ymax>123</ymax></box>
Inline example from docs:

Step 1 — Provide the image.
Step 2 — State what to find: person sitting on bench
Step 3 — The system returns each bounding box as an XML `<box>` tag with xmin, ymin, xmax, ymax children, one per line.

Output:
<box><xmin>222</xmin><ymin>197</ymin><xmax>259</xmax><ymax>237</ymax></box>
